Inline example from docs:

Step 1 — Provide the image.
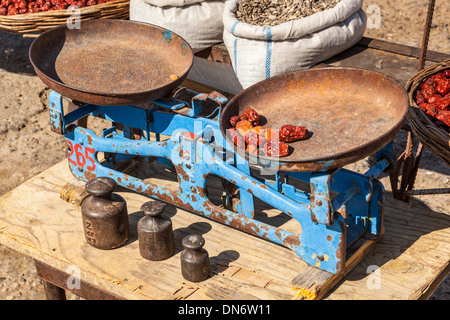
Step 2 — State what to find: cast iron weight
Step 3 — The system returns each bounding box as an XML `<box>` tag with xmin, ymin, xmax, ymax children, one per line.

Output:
<box><xmin>81</xmin><ymin>177</ymin><xmax>129</xmax><ymax>250</ymax></box>
<box><xmin>180</xmin><ymin>234</ymin><xmax>210</xmax><ymax>282</ymax></box>
<box><xmin>138</xmin><ymin>200</ymin><xmax>175</xmax><ymax>261</ymax></box>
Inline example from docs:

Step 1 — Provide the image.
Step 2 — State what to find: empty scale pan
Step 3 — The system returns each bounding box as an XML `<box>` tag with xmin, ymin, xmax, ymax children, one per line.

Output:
<box><xmin>29</xmin><ymin>19</ymin><xmax>194</xmax><ymax>106</ymax></box>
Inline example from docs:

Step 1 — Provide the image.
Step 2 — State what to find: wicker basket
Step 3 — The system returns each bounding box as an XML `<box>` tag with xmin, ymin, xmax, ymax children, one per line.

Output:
<box><xmin>406</xmin><ymin>58</ymin><xmax>450</xmax><ymax>167</ymax></box>
<box><xmin>0</xmin><ymin>0</ymin><xmax>129</xmax><ymax>35</ymax></box>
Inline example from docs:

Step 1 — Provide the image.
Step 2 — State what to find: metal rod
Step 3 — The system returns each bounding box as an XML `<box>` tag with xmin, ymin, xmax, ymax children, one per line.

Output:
<box><xmin>401</xmin><ymin>188</ymin><xmax>450</xmax><ymax>196</ymax></box>
<box><xmin>418</xmin><ymin>0</ymin><xmax>436</xmax><ymax>71</ymax></box>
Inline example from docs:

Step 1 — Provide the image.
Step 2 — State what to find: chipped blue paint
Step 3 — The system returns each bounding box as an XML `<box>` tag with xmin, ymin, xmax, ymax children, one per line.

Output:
<box><xmin>49</xmin><ymin>90</ymin><xmax>387</xmax><ymax>275</ymax></box>
<box><xmin>181</xmin><ymin>43</ymin><xmax>188</xmax><ymax>56</ymax></box>
<box><xmin>162</xmin><ymin>30</ymin><xmax>173</xmax><ymax>45</ymax></box>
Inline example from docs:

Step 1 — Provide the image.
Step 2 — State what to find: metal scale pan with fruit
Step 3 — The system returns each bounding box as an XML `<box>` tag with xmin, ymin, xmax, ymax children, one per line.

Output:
<box><xmin>29</xmin><ymin>20</ymin><xmax>408</xmax><ymax>276</ymax></box>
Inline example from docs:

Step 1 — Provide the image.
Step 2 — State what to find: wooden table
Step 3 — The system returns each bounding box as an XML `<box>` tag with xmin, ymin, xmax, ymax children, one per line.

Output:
<box><xmin>0</xmin><ymin>38</ymin><xmax>449</xmax><ymax>301</ymax></box>
<box><xmin>0</xmin><ymin>158</ymin><xmax>448</xmax><ymax>300</ymax></box>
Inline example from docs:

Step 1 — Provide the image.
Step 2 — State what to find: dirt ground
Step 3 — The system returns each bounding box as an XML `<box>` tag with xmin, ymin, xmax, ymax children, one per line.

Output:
<box><xmin>0</xmin><ymin>0</ymin><xmax>449</xmax><ymax>300</ymax></box>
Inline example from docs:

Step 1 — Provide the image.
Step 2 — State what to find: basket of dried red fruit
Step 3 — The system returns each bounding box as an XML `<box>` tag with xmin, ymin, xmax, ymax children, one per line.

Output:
<box><xmin>0</xmin><ymin>0</ymin><xmax>128</xmax><ymax>35</ymax></box>
<box><xmin>406</xmin><ymin>59</ymin><xmax>450</xmax><ymax>167</ymax></box>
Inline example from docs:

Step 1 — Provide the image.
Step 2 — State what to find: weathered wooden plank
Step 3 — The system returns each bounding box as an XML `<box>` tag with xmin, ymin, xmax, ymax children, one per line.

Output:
<box><xmin>0</xmin><ymin>158</ymin><xmax>448</xmax><ymax>300</ymax></box>
<box><xmin>0</xmin><ymin>160</ymin><xmax>310</xmax><ymax>300</ymax></box>
<box><xmin>357</xmin><ymin>37</ymin><xmax>450</xmax><ymax>63</ymax></box>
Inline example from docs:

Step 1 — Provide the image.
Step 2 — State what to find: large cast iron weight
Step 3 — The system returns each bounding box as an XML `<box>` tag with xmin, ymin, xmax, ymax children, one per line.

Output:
<box><xmin>81</xmin><ymin>177</ymin><xmax>130</xmax><ymax>249</ymax></box>
<box><xmin>180</xmin><ymin>234</ymin><xmax>210</xmax><ymax>282</ymax></box>
<box><xmin>137</xmin><ymin>200</ymin><xmax>175</xmax><ymax>261</ymax></box>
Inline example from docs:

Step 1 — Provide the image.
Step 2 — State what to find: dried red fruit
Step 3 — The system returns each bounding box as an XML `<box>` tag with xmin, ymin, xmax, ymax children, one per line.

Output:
<box><xmin>421</xmin><ymin>86</ymin><xmax>437</xmax><ymax>100</ymax></box>
<box><xmin>265</xmin><ymin>140</ymin><xmax>289</xmax><ymax>157</ymax></box>
<box><xmin>245</xmin><ymin>144</ymin><xmax>259</xmax><ymax>155</ymax></box>
<box><xmin>228</xmin><ymin>128</ymin><xmax>244</xmax><ymax>148</ymax></box>
<box><xmin>250</xmin><ymin>126</ymin><xmax>266</xmax><ymax>136</ymax></box>
<box><xmin>235</xmin><ymin>120</ymin><xmax>253</xmax><ymax>137</ymax></box>
<box><xmin>279</xmin><ymin>125</ymin><xmax>308</xmax><ymax>142</ymax></box>
<box><xmin>241</xmin><ymin>108</ymin><xmax>260</xmax><ymax>126</ymax></box>
<box><xmin>244</xmin><ymin>131</ymin><xmax>266</xmax><ymax>147</ymax></box>
<box><xmin>415</xmin><ymin>90</ymin><xmax>425</xmax><ymax>105</ymax></box>
<box><xmin>230</xmin><ymin>115</ymin><xmax>242</xmax><ymax>127</ymax></box>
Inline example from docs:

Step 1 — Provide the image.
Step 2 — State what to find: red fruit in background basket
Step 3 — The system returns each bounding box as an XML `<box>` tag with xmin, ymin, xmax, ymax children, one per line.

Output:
<box><xmin>0</xmin><ymin>7</ymin><xmax>6</xmax><ymax>14</ymax></box>
<box><xmin>15</xmin><ymin>0</ymin><xmax>27</xmax><ymax>9</ymax></box>
<box><xmin>7</xmin><ymin>7</ymin><xmax>18</xmax><ymax>14</ymax></box>
<box><xmin>44</xmin><ymin>3</ymin><xmax>52</xmax><ymax>10</ymax></box>
<box><xmin>421</xmin><ymin>86</ymin><xmax>437</xmax><ymax>99</ymax></box>
<box><xmin>54</xmin><ymin>2</ymin><xmax>68</xmax><ymax>9</ymax></box>
<box><xmin>436</xmin><ymin>78</ymin><xmax>450</xmax><ymax>96</ymax></box>
<box><xmin>87</xmin><ymin>0</ymin><xmax>97</xmax><ymax>5</ymax></box>
<box><xmin>415</xmin><ymin>90</ymin><xmax>425</xmax><ymax>105</ymax></box>
<box><xmin>443</xmin><ymin>70</ymin><xmax>450</xmax><ymax>78</ymax></box>
<box><xmin>75</xmin><ymin>0</ymin><xmax>86</xmax><ymax>7</ymax></box>
<box><xmin>428</xmin><ymin>94</ymin><xmax>442</xmax><ymax>104</ymax></box>
<box><xmin>421</xmin><ymin>77</ymin><xmax>436</xmax><ymax>90</ymax></box>
<box><xmin>431</xmin><ymin>72</ymin><xmax>446</xmax><ymax>82</ymax></box>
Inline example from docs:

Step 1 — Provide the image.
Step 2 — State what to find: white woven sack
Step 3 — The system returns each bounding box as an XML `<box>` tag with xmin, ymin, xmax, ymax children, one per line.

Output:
<box><xmin>130</xmin><ymin>0</ymin><xmax>225</xmax><ymax>53</ymax></box>
<box><xmin>223</xmin><ymin>0</ymin><xmax>367</xmax><ymax>89</ymax></box>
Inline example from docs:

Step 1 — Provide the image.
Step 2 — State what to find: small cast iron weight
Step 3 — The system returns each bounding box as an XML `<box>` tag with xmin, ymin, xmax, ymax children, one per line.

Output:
<box><xmin>180</xmin><ymin>234</ymin><xmax>210</xmax><ymax>282</ymax></box>
<box><xmin>137</xmin><ymin>200</ymin><xmax>175</xmax><ymax>261</ymax></box>
<box><xmin>81</xmin><ymin>177</ymin><xmax>129</xmax><ymax>250</ymax></box>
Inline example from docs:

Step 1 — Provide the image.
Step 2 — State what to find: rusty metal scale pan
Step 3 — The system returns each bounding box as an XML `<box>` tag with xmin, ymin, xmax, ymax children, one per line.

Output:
<box><xmin>29</xmin><ymin>20</ymin><xmax>194</xmax><ymax>106</ymax></box>
<box><xmin>220</xmin><ymin>67</ymin><xmax>408</xmax><ymax>172</ymax></box>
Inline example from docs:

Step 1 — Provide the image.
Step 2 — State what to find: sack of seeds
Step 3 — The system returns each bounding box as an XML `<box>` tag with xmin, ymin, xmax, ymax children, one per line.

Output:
<box><xmin>130</xmin><ymin>0</ymin><xmax>225</xmax><ymax>53</ymax></box>
<box><xmin>223</xmin><ymin>0</ymin><xmax>367</xmax><ymax>88</ymax></box>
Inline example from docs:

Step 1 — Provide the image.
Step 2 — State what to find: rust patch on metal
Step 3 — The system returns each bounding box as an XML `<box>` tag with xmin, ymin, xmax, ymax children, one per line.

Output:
<box><xmin>336</xmin><ymin>220</ymin><xmax>347</xmax><ymax>273</ymax></box>
<box><xmin>284</xmin><ymin>235</ymin><xmax>300</xmax><ymax>246</ymax></box>
<box><xmin>84</xmin><ymin>170</ymin><xmax>97</xmax><ymax>181</ymax></box>
<box><xmin>175</xmin><ymin>164</ymin><xmax>190</xmax><ymax>182</ymax></box>
<box><xmin>87</xmin><ymin>134</ymin><xmax>93</xmax><ymax>146</ymax></box>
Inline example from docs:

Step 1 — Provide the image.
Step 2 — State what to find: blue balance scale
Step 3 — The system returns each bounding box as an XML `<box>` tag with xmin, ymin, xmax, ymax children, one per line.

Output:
<box><xmin>30</xmin><ymin>21</ymin><xmax>409</xmax><ymax>275</ymax></box>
